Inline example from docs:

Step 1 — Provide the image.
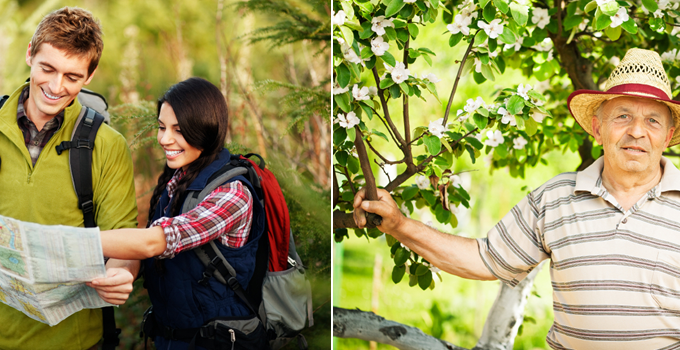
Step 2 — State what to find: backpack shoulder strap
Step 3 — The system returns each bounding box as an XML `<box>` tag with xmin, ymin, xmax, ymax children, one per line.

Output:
<box><xmin>55</xmin><ymin>107</ymin><xmax>105</xmax><ymax>228</ymax></box>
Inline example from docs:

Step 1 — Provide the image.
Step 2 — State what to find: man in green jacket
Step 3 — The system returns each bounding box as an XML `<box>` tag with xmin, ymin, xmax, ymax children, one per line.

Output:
<box><xmin>0</xmin><ymin>7</ymin><xmax>138</xmax><ymax>349</ymax></box>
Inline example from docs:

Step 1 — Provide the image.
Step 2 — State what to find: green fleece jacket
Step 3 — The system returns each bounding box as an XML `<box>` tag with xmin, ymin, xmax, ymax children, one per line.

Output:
<box><xmin>0</xmin><ymin>83</ymin><xmax>138</xmax><ymax>349</ymax></box>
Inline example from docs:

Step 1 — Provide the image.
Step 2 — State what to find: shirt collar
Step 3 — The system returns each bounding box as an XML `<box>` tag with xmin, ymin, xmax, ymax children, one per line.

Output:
<box><xmin>575</xmin><ymin>156</ymin><xmax>680</xmax><ymax>197</ymax></box>
<box><xmin>16</xmin><ymin>87</ymin><xmax>65</xmax><ymax>127</ymax></box>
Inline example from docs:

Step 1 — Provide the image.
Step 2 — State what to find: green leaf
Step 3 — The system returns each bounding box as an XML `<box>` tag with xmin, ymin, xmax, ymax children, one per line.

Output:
<box><xmin>399</xmin><ymin>82</ymin><xmax>411</xmax><ymax>95</ymax></box>
<box><xmin>392</xmin><ymin>264</ymin><xmax>406</xmax><ymax>283</ymax></box>
<box><xmin>382</xmin><ymin>51</ymin><xmax>397</xmax><ymax>67</ymax></box>
<box><xmin>421</xmin><ymin>191</ymin><xmax>436</xmax><ymax>206</ymax></box>
<box><xmin>425</xmin><ymin>83</ymin><xmax>440</xmax><ymax>103</ymax></box>
<box><xmin>591</xmin><ymin>144</ymin><xmax>603</xmax><ymax>159</ymax></box>
<box><xmin>449</xmin><ymin>33</ymin><xmax>464</xmax><ymax>47</ymax></box>
<box><xmin>360</xmin><ymin>46</ymin><xmax>373</xmax><ymax>59</ymax></box>
<box><xmin>418</xmin><ymin>270</ymin><xmax>433</xmax><ymax>290</ymax></box>
<box><xmin>408</xmin><ymin>23</ymin><xmax>419</xmax><ymax>39</ymax></box>
<box><xmin>483</xmin><ymin>4</ymin><xmax>497</xmax><ymax>22</ymax></box>
<box><xmin>424</xmin><ymin>135</ymin><xmax>442</xmax><ymax>155</ymax></box>
<box><xmin>418</xmin><ymin>47</ymin><xmax>436</xmax><ymax>55</ymax></box>
<box><xmin>435</xmin><ymin>204</ymin><xmax>451</xmax><ymax>223</ymax></box>
<box><xmin>402</xmin><ymin>185</ymin><xmax>419</xmax><ymax>201</ymax></box>
<box><xmin>494</xmin><ymin>0</ymin><xmax>509</xmax><ymax>14</ymax></box>
<box><xmin>584</xmin><ymin>0</ymin><xmax>597</xmax><ymax>13</ymax></box>
<box><xmin>367</xmin><ymin>228</ymin><xmax>383</xmax><ymax>238</ymax></box>
<box><xmin>428</xmin><ymin>0</ymin><xmax>439</xmax><ymax>9</ymax></box>
<box><xmin>340</xmin><ymin>26</ymin><xmax>355</xmax><ymax>46</ymax></box>
<box><xmin>384</xmin><ymin>26</ymin><xmax>398</xmax><ymax>41</ymax></box>
<box><xmin>394</xmin><ymin>247</ymin><xmax>410</xmax><ymax>266</ymax></box>
<box><xmin>360</xmin><ymin>102</ymin><xmax>373</xmax><ymax>120</ymax></box>
<box><xmin>563</xmin><ymin>15</ymin><xmax>583</xmax><ymax>30</ymax></box>
<box><xmin>641</xmin><ymin>0</ymin><xmax>658</xmax><ymax>12</ymax></box>
<box><xmin>335</xmin><ymin>150</ymin><xmax>349</xmax><ymax>166</ymax></box>
<box><xmin>359</xmin><ymin>21</ymin><xmax>373</xmax><ymax>39</ymax></box>
<box><xmin>389</xmin><ymin>84</ymin><xmax>401</xmax><ymax>99</ymax></box>
<box><xmin>621</xmin><ymin>18</ymin><xmax>638</xmax><ymax>34</ymax></box>
<box><xmin>506</xmin><ymin>95</ymin><xmax>525</xmax><ymax>115</ymax></box>
<box><xmin>386</xmin><ymin>234</ymin><xmax>398</xmax><ymax>247</ymax></box>
<box><xmin>509</xmin><ymin>3</ymin><xmax>529</xmax><ymax>26</ymax></box>
<box><xmin>481</xmin><ymin>64</ymin><xmax>495</xmax><ymax>81</ymax></box>
<box><xmin>473</xmin><ymin>113</ymin><xmax>489</xmax><ymax>130</ymax></box>
<box><xmin>440</xmin><ymin>138</ymin><xmax>452</xmax><ymax>153</ymax></box>
<box><xmin>599</xmin><ymin>1</ymin><xmax>619</xmax><ymax>16</ymax></box>
<box><xmin>336</xmin><ymin>63</ymin><xmax>350</xmax><ymax>88</ymax></box>
<box><xmin>473</xmin><ymin>71</ymin><xmax>487</xmax><ymax>84</ymax></box>
<box><xmin>604</xmin><ymin>25</ymin><xmax>621</xmax><ymax>40</ymax></box>
<box><xmin>499</xmin><ymin>26</ymin><xmax>517</xmax><ymax>45</ymax></box>
<box><xmin>380</xmin><ymin>77</ymin><xmax>395</xmax><ymax>89</ymax></box>
<box><xmin>347</xmin><ymin>126</ymin><xmax>357</xmax><ymax>143</ymax></box>
<box><xmin>347</xmin><ymin>156</ymin><xmax>360</xmax><ymax>174</ymax></box>
<box><xmin>416</xmin><ymin>264</ymin><xmax>430</xmax><ymax>276</ymax></box>
<box><xmin>393</xmin><ymin>19</ymin><xmax>407</xmax><ymax>28</ymax></box>
<box><xmin>422</xmin><ymin>54</ymin><xmax>433</xmax><ymax>66</ymax></box>
<box><xmin>494</xmin><ymin>143</ymin><xmax>508</xmax><ymax>158</ymax></box>
<box><xmin>333</xmin><ymin>127</ymin><xmax>347</xmax><ymax>146</ymax></box>
<box><xmin>334</xmin><ymin>93</ymin><xmax>351</xmax><ymax>113</ymax></box>
<box><xmin>594</xmin><ymin>12</ymin><xmax>612</xmax><ymax>31</ymax></box>
<box><xmin>465</xmin><ymin>137</ymin><xmax>484</xmax><ymax>150</ymax></box>
<box><xmin>385</xmin><ymin>0</ymin><xmax>406</xmax><ymax>17</ymax></box>
<box><xmin>396</xmin><ymin>28</ymin><xmax>409</xmax><ymax>42</ymax></box>
<box><xmin>525</xmin><ymin>116</ymin><xmax>538</xmax><ymax>136</ymax></box>
<box><xmin>514</xmin><ymin>115</ymin><xmax>525</xmax><ymax>129</ymax></box>
<box><xmin>476</xmin><ymin>30</ymin><xmax>489</xmax><ymax>46</ymax></box>
<box><xmin>372</xmin><ymin>130</ymin><xmax>389</xmax><ymax>142</ymax></box>
<box><xmin>479</xmin><ymin>0</ymin><xmax>490</xmax><ymax>10</ymax></box>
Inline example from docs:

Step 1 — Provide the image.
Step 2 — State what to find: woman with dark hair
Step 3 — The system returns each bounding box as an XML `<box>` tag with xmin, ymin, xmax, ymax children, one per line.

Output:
<box><xmin>89</xmin><ymin>77</ymin><xmax>268</xmax><ymax>349</ymax></box>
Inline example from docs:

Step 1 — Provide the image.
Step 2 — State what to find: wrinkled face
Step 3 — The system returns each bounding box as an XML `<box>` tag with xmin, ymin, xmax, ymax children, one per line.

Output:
<box><xmin>592</xmin><ymin>96</ymin><xmax>675</xmax><ymax>178</ymax></box>
<box><xmin>157</xmin><ymin>102</ymin><xmax>202</xmax><ymax>171</ymax></box>
<box><xmin>25</xmin><ymin>43</ymin><xmax>94</xmax><ymax>122</ymax></box>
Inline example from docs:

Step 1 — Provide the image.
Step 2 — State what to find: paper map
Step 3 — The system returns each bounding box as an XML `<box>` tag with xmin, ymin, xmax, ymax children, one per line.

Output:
<box><xmin>0</xmin><ymin>215</ymin><xmax>112</xmax><ymax>326</ymax></box>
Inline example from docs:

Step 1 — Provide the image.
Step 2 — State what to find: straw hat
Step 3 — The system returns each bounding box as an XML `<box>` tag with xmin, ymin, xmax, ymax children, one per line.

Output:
<box><xmin>567</xmin><ymin>48</ymin><xmax>680</xmax><ymax>146</ymax></box>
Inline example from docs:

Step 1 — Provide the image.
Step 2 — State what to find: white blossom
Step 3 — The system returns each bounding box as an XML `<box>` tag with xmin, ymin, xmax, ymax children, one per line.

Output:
<box><xmin>371</xmin><ymin>36</ymin><xmax>390</xmax><ymax>56</ymax></box>
<box><xmin>400</xmin><ymin>243</ymin><xmax>411</xmax><ymax>252</ymax></box>
<box><xmin>532</xmin><ymin>8</ymin><xmax>550</xmax><ymax>29</ymax></box>
<box><xmin>653</xmin><ymin>9</ymin><xmax>665</xmax><ymax>18</ymax></box>
<box><xmin>429</xmin><ymin>118</ymin><xmax>448</xmax><ymax>139</ymax></box>
<box><xmin>450</xmin><ymin>174</ymin><xmax>462</xmax><ymax>187</ymax></box>
<box><xmin>504</xmin><ymin>36</ymin><xmax>524</xmax><ymax>51</ymax></box>
<box><xmin>534</xmin><ymin>80</ymin><xmax>551</xmax><ymax>93</ymax></box>
<box><xmin>429</xmin><ymin>264</ymin><xmax>442</xmax><ymax>274</ymax></box>
<box><xmin>332</xmin><ymin>79</ymin><xmax>349</xmax><ymax>95</ymax></box>
<box><xmin>400</xmin><ymin>202</ymin><xmax>411</xmax><ymax>217</ymax></box>
<box><xmin>474</xmin><ymin>57</ymin><xmax>483</xmax><ymax>73</ymax></box>
<box><xmin>457</xmin><ymin>109</ymin><xmax>469</xmax><ymax>122</ymax></box>
<box><xmin>368</xmin><ymin>86</ymin><xmax>378</xmax><ymax>96</ymax></box>
<box><xmin>389</xmin><ymin>62</ymin><xmax>411</xmax><ymax>84</ymax></box>
<box><xmin>485</xmin><ymin>130</ymin><xmax>505</xmax><ymax>148</ymax></box>
<box><xmin>610</xmin><ymin>7</ymin><xmax>629</xmax><ymax>28</ymax></box>
<box><xmin>423</xmin><ymin>73</ymin><xmax>441</xmax><ymax>83</ymax></box>
<box><xmin>662</xmin><ymin>49</ymin><xmax>679</xmax><ymax>62</ymax></box>
<box><xmin>464</xmin><ymin>97</ymin><xmax>486</xmax><ymax>113</ymax></box>
<box><xmin>332</xmin><ymin>10</ymin><xmax>346</xmax><ymax>27</ymax></box>
<box><xmin>447</xmin><ymin>14</ymin><xmax>473</xmax><ymax>35</ymax></box>
<box><xmin>371</xmin><ymin>16</ymin><xmax>395</xmax><ymax>36</ymax></box>
<box><xmin>404</xmin><ymin>0</ymin><xmax>417</xmax><ymax>2</ymax></box>
<box><xmin>334</xmin><ymin>111</ymin><xmax>360</xmax><ymax>129</ymax></box>
<box><xmin>352</xmin><ymin>84</ymin><xmax>370</xmax><ymax>101</ymax></box>
<box><xmin>517</xmin><ymin>83</ymin><xmax>532</xmax><ymax>100</ymax></box>
<box><xmin>513</xmin><ymin>136</ymin><xmax>528</xmax><ymax>149</ymax></box>
<box><xmin>595</xmin><ymin>0</ymin><xmax>615</xmax><ymax>6</ymax></box>
<box><xmin>336</xmin><ymin>36</ymin><xmax>345</xmax><ymax>45</ymax></box>
<box><xmin>531</xmin><ymin>110</ymin><xmax>548</xmax><ymax>123</ymax></box>
<box><xmin>416</xmin><ymin>175</ymin><xmax>430</xmax><ymax>190</ymax></box>
<box><xmin>578</xmin><ymin>18</ymin><xmax>590</xmax><ymax>31</ymax></box>
<box><xmin>478</xmin><ymin>19</ymin><xmax>504</xmax><ymax>39</ymax></box>
<box><xmin>532</xmin><ymin>38</ymin><xmax>553</xmax><ymax>52</ymax></box>
<box><xmin>498</xmin><ymin>107</ymin><xmax>517</xmax><ymax>126</ymax></box>
<box><xmin>489</xmin><ymin>50</ymin><xmax>498</xmax><ymax>59</ymax></box>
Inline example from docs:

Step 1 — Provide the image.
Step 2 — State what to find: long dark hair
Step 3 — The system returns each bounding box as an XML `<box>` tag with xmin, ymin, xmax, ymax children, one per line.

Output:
<box><xmin>147</xmin><ymin>77</ymin><xmax>229</xmax><ymax>225</ymax></box>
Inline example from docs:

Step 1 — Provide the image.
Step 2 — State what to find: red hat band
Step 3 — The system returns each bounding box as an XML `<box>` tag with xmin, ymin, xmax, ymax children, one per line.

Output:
<box><xmin>606</xmin><ymin>83</ymin><xmax>670</xmax><ymax>101</ymax></box>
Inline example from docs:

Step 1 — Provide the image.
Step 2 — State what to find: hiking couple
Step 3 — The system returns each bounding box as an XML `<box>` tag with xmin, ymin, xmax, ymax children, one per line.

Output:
<box><xmin>0</xmin><ymin>7</ymin><xmax>268</xmax><ymax>350</ymax></box>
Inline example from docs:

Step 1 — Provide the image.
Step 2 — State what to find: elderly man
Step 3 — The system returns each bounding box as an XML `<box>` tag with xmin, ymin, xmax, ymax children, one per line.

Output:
<box><xmin>354</xmin><ymin>48</ymin><xmax>680</xmax><ymax>349</ymax></box>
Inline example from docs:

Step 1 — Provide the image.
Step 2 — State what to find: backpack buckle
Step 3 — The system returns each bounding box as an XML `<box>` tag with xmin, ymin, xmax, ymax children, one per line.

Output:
<box><xmin>76</xmin><ymin>139</ymin><xmax>95</xmax><ymax>149</ymax></box>
<box><xmin>79</xmin><ymin>200</ymin><xmax>94</xmax><ymax>213</ymax></box>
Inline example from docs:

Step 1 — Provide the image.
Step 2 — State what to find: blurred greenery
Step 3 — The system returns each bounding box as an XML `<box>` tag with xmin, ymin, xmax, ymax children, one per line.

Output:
<box><xmin>0</xmin><ymin>0</ymin><xmax>330</xmax><ymax>348</ymax></box>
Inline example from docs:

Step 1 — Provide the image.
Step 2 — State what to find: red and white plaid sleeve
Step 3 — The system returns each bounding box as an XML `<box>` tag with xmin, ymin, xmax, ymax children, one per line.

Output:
<box><xmin>151</xmin><ymin>180</ymin><xmax>253</xmax><ymax>259</ymax></box>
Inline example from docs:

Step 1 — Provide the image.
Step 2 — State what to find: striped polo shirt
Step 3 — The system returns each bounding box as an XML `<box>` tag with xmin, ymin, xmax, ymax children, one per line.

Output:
<box><xmin>478</xmin><ymin>156</ymin><xmax>680</xmax><ymax>350</ymax></box>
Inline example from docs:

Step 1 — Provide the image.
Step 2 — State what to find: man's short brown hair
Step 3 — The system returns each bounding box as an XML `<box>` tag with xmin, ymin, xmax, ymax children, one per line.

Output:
<box><xmin>29</xmin><ymin>7</ymin><xmax>103</xmax><ymax>76</ymax></box>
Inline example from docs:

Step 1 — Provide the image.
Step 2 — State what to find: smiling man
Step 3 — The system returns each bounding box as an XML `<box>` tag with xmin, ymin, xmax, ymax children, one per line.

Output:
<box><xmin>0</xmin><ymin>7</ymin><xmax>138</xmax><ymax>350</ymax></box>
<box><xmin>354</xmin><ymin>48</ymin><xmax>680</xmax><ymax>349</ymax></box>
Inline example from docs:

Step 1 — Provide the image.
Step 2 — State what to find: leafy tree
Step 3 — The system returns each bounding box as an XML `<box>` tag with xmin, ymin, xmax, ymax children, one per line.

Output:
<box><xmin>332</xmin><ymin>0</ymin><xmax>680</xmax><ymax>347</ymax></box>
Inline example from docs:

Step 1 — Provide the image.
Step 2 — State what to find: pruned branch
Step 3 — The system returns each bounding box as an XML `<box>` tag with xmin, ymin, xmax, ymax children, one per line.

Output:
<box><xmin>443</xmin><ymin>31</ymin><xmax>478</xmax><ymax>125</ymax></box>
<box><xmin>333</xmin><ymin>307</ymin><xmax>466</xmax><ymax>350</ymax></box>
<box><xmin>372</xmin><ymin>67</ymin><xmax>406</xmax><ymax>146</ymax></box>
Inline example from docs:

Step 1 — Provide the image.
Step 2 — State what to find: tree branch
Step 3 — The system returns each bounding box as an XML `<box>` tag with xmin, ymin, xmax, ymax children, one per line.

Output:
<box><xmin>367</xmin><ymin>139</ymin><xmax>405</xmax><ymax>165</ymax></box>
<box><xmin>354</xmin><ymin>125</ymin><xmax>383</xmax><ymax>226</ymax></box>
<box><xmin>443</xmin><ymin>31</ymin><xmax>478</xmax><ymax>125</ymax></box>
<box><xmin>372</xmin><ymin>67</ymin><xmax>406</xmax><ymax>146</ymax></box>
<box><xmin>333</xmin><ymin>308</ymin><xmax>467</xmax><ymax>350</ymax></box>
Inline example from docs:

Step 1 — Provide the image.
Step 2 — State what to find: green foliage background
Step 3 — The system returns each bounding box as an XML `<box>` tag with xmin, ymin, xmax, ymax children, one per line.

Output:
<box><xmin>0</xmin><ymin>0</ymin><xmax>331</xmax><ymax>348</ymax></box>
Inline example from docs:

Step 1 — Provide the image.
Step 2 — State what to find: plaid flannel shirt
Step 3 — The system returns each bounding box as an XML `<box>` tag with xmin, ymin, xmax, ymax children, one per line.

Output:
<box><xmin>152</xmin><ymin>170</ymin><xmax>253</xmax><ymax>259</ymax></box>
<box><xmin>16</xmin><ymin>87</ymin><xmax>64</xmax><ymax>165</ymax></box>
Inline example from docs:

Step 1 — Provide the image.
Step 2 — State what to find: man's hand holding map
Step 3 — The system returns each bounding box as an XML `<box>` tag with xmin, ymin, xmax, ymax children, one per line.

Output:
<box><xmin>0</xmin><ymin>214</ymin><xmax>112</xmax><ymax>326</ymax></box>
